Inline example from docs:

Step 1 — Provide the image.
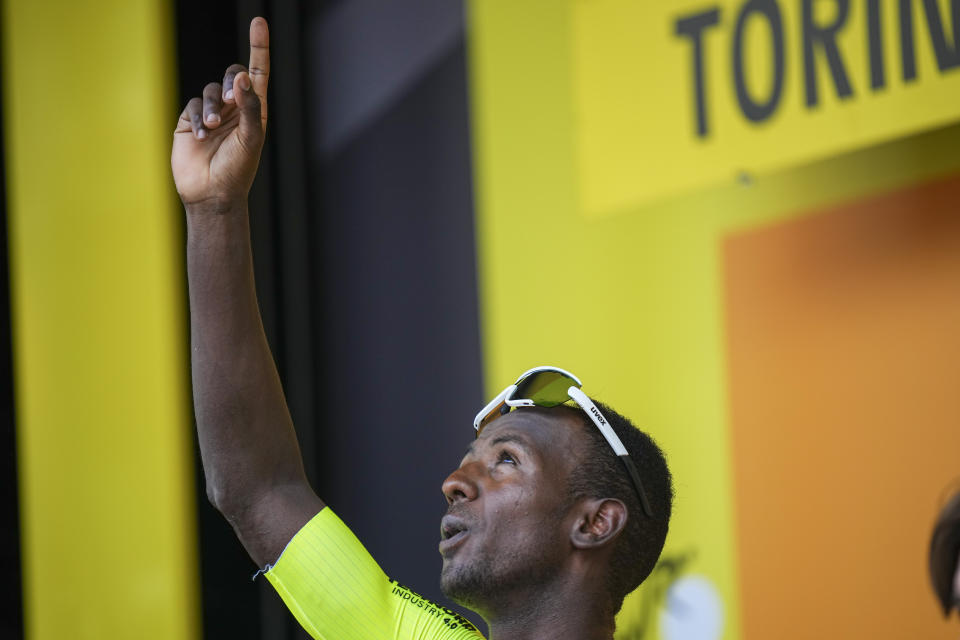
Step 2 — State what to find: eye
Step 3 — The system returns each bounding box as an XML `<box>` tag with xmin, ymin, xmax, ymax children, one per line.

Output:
<box><xmin>497</xmin><ymin>450</ymin><xmax>517</xmax><ymax>465</ymax></box>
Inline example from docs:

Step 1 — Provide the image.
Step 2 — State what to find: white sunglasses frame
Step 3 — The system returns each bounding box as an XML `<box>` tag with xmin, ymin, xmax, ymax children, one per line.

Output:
<box><xmin>473</xmin><ymin>366</ymin><xmax>653</xmax><ymax>517</ymax></box>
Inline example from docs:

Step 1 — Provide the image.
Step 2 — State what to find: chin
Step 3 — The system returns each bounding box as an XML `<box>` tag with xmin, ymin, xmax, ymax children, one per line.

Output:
<box><xmin>439</xmin><ymin>560</ymin><xmax>492</xmax><ymax>610</ymax></box>
<box><xmin>439</xmin><ymin>561</ymin><xmax>467</xmax><ymax>600</ymax></box>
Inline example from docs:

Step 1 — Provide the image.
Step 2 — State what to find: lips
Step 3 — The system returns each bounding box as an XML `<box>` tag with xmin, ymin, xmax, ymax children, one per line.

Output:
<box><xmin>439</xmin><ymin>514</ymin><xmax>470</xmax><ymax>554</ymax></box>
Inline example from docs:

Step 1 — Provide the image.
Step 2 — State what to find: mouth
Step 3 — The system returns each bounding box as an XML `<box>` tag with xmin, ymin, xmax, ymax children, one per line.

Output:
<box><xmin>439</xmin><ymin>515</ymin><xmax>470</xmax><ymax>554</ymax></box>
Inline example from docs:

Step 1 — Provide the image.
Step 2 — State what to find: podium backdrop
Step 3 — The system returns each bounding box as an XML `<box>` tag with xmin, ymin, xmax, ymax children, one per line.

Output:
<box><xmin>3</xmin><ymin>1</ymin><xmax>960</xmax><ymax>639</ymax></box>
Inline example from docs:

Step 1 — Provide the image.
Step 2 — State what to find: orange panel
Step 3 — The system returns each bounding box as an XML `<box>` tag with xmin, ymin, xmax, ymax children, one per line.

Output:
<box><xmin>724</xmin><ymin>174</ymin><xmax>960</xmax><ymax>639</ymax></box>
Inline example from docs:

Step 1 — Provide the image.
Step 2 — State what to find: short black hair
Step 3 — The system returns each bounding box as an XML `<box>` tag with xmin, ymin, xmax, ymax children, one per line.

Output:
<box><xmin>562</xmin><ymin>400</ymin><xmax>673</xmax><ymax>611</ymax></box>
<box><xmin>930</xmin><ymin>489</ymin><xmax>960</xmax><ymax>616</ymax></box>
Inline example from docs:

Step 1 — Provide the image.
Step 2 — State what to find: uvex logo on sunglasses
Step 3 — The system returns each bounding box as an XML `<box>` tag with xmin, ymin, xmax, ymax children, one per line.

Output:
<box><xmin>589</xmin><ymin>405</ymin><xmax>606</xmax><ymax>425</ymax></box>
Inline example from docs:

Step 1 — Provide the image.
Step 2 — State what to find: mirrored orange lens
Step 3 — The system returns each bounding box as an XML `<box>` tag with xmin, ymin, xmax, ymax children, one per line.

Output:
<box><xmin>476</xmin><ymin>401</ymin><xmax>507</xmax><ymax>435</ymax></box>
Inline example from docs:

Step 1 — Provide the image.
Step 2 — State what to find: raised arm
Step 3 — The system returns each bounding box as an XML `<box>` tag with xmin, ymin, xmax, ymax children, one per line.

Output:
<box><xmin>171</xmin><ymin>17</ymin><xmax>323</xmax><ymax>568</ymax></box>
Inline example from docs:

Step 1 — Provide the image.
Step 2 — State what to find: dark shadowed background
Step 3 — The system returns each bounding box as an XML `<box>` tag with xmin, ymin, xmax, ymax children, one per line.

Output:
<box><xmin>176</xmin><ymin>1</ymin><xmax>484</xmax><ymax>638</ymax></box>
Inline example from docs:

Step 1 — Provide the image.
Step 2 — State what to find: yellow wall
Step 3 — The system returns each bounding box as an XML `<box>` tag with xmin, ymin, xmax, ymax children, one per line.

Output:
<box><xmin>2</xmin><ymin>1</ymin><xmax>199</xmax><ymax>637</ymax></box>
<box><xmin>467</xmin><ymin>1</ymin><xmax>960</xmax><ymax>637</ymax></box>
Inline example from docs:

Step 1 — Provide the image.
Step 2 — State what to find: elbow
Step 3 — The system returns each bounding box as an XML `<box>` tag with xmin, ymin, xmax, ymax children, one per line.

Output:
<box><xmin>205</xmin><ymin>478</ymin><xmax>243</xmax><ymax>522</ymax></box>
<box><xmin>205</xmin><ymin>481</ymin><xmax>223</xmax><ymax>511</ymax></box>
<box><xmin>205</xmin><ymin>476</ymin><xmax>273</xmax><ymax>527</ymax></box>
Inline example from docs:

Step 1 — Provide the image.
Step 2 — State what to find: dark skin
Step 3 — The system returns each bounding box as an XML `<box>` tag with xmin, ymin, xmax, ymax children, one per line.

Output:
<box><xmin>172</xmin><ymin>17</ymin><xmax>628</xmax><ymax>639</ymax></box>
<box><xmin>441</xmin><ymin>409</ymin><xmax>628</xmax><ymax>639</ymax></box>
<box><xmin>172</xmin><ymin>17</ymin><xmax>322</xmax><ymax>564</ymax></box>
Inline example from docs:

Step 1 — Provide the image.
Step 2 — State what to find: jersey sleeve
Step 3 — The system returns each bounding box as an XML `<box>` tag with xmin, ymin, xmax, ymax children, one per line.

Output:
<box><xmin>264</xmin><ymin>507</ymin><xmax>485</xmax><ymax>640</ymax></box>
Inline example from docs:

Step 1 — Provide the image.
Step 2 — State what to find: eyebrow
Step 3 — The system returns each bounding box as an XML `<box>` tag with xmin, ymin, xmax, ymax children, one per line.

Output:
<box><xmin>464</xmin><ymin>432</ymin><xmax>533</xmax><ymax>458</ymax></box>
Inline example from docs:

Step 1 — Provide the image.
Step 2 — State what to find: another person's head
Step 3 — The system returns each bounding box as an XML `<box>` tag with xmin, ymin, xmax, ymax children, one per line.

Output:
<box><xmin>929</xmin><ymin>489</ymin><xmax>960</xmax><ymax>618</ymax></box>
<box><xmin>439</xmin><ymin>380</ymin><xmax>673</xmax><ymax>619</ymax></box>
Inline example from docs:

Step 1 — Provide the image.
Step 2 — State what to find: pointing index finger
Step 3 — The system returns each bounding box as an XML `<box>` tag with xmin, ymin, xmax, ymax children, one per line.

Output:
<box><xmin>248</xmin><ymin>17</ymin><xmax>270</xmax><ymax>124</ymax></box>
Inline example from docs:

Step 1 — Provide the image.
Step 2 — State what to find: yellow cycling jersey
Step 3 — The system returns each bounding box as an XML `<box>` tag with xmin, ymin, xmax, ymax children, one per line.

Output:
<box><xmin>265</xmin><ymin>507</ymin><xmax>485</xmax><ymax>640</ymax></box>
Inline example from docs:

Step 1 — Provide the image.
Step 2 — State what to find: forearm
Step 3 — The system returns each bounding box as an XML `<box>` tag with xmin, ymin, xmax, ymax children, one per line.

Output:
<box><xmin>186</xmin><ymin>202</ymin><xmax>312</xmax><ymax>521</ymax></box>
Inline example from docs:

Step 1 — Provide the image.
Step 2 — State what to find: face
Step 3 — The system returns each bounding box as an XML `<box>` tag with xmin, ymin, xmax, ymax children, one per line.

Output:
<box><xmin>438</xmin><ymin>408</ymin><xmax>586</xmax><ymax>611</ymax></box>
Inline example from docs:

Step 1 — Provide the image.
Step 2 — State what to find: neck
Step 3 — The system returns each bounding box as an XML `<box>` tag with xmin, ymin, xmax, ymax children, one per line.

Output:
<box><xmin>480</xmin><ymin>564</ymin><xmax>616</xmax><ymax>640</ymax></box>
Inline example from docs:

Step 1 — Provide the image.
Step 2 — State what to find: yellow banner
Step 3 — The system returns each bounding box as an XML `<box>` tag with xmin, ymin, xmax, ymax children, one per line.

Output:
<box><xmin>574</xmin><ymin>0</ymin><xmax>960</xmax><ymax>215</ymax></box>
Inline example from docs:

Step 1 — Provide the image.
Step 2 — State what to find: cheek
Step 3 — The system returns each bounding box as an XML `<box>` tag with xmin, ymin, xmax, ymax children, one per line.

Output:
<box><xmin>480</xmin><ymin>485</ymin><xmax>535</xmax><ymax>531</ymax></box>
<box><xmin>500</xmin><ymin>491</ymin><xmax>567</xmax><ymax>535</ymax></box>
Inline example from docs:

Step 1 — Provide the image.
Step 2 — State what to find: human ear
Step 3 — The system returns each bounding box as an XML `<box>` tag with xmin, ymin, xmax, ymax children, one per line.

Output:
<box><xmin>570</xmin><ymin>498</ymin><xmax>627</xmax><ymax>550</ymax></box>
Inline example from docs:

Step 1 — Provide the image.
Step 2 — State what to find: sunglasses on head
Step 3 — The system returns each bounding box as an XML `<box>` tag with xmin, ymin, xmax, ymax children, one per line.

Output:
<box><xmin>473</xmin><ymin>366</ymin><xmax>653</xmax><ymax>517</ymax></box>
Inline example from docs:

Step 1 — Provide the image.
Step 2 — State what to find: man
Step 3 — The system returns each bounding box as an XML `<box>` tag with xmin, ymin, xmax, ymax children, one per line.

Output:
<box><xmin>171</xmin><ymin>17</ymin><xmax>673</xmax><ymax>640</ymax></box>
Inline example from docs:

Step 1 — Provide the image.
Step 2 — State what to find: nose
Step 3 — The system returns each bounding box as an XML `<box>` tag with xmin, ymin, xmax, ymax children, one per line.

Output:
<box><xmin>441</xmin><ymin>463</ymin><xmax>480</xmax><ymax>505</ymax></box>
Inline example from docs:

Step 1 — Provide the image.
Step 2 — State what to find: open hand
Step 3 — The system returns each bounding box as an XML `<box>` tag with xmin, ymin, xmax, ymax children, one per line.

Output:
<box><xmin>172</xmin><ymin>17</ymin><xmax>270</xmax><ymax>211</ymax></box>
